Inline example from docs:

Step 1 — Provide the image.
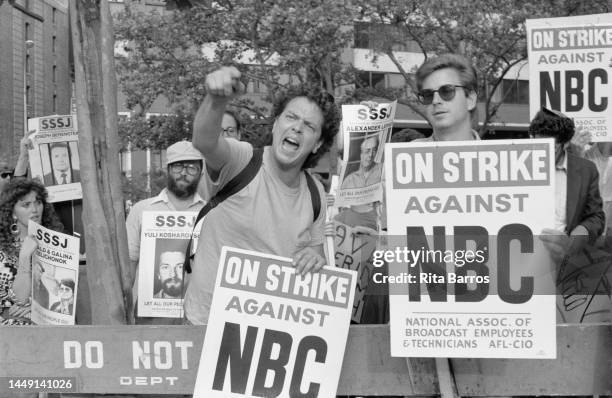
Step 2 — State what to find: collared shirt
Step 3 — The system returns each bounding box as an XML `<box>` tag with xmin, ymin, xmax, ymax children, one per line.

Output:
<box><xmin>59</xmin><ymin>301</ymin><xmax>71</xmax><ymax>315</ymax></box>
<box><xmin>153</xmin><ymin>290</ymin><xmax>180</xmax><ymax>299</ymax></box>
<box><xmin>54</xmin><ymin>169</ymin><xmax>72</xmax><ymax>184</ymax></box>
<box><xmin>341</xmin><ymin>163</ymin><xmax>383</xmax><ymax>190</ymax></box>
<box><xmin>554</xmin><ymin>151</ymin><xmax>568</xmax><ymax>233</ymax></box>
<box><xmin>126</xmin><ymin>188</ymin><xmax>206</xmax><ymax>261</ymax></box>
<box><xmin>413</xmin><ymin>129</ymin><xmax>481</xmax><ymax>142</ymax></box>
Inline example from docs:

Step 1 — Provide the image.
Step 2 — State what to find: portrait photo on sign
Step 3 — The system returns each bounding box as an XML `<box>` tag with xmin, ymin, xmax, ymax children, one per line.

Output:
<box><xmin>39</xmin><ymin>141</ymin><xmax>80</xmax><ymax>186</ymax></box>
<box><xmin>32</xmin><ymin>261</ymin><xmax>77</xmax><ymax>316</ymax></box>
<box><xmin>152</xmin><ymin>238</ymin><xmax>187</xmax><ymax>299</ymax></box>
<box><xmin>341</xmin><ymin>132</ymin><xmax>384</xmax><ymax>190</ymax></box>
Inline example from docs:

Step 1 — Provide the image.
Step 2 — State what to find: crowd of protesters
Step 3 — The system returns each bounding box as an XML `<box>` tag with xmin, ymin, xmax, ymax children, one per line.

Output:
<box><xmin>0</xmin><ymin>53</ymin><xmax>610</xmax><ymax>332</ymax></box>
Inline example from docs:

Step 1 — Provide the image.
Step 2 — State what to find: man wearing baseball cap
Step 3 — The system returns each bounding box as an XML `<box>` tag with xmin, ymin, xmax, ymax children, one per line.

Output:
<box><xmin>126</xmin><ymin>140</ymin><xmax>206</xmax><ymax>323</ymax></box>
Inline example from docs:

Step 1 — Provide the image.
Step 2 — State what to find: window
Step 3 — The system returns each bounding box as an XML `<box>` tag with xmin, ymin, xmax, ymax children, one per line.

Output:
<box><xmin>53</xmin><ymin>95</ymin><xmax>57</xmax><ymax>113</ymax></box>
<box><xmin>246</xmin><ymin>79</ymin><xmax>268</xmax><ymax>94</ymax></box>
<box><xmin>52</xmin><ymin>7</ymin><xmax>57</xmax><ymax>24</ymax></box>
<box><xmin>354</xmin><ymin>23</ymin><xmax>370</xmax><ymax>49</ymax></box>
<box><xmin>52</xmin><ymin>36</ymin><xmax>56</xmax><ymax>53</ymax></box>
<box><xmin>26</xmin><ymin>85</ymin><xmax>33</xmax><ymax>118</ymax></box>
<box><xmin>501</xmin><ymin>79</ymin><xmax>529</xmax><ymax>104</ymax></box>
<box><xmin>354</xmin><ymin>22</ymin><xmax>422</xmax><ymax>52</ymax></box>
<box><xmin>52</xmin><ymin>65</ymin><xmax>57</xmax><ymax>83</ymax></box>
<box><xmin>25</xmin><ymin>22</ymin><xmax>30</xmax><ymax>40</ymax></box>
<box><xmin>357</xmin><ymin>71</ymin><xmax>408</xmax><ymax>89</ymax></box>
<box><xmin>386</xmin><ymin>73</ymin><xmax>406</xmax><ymax>88</ymax></box>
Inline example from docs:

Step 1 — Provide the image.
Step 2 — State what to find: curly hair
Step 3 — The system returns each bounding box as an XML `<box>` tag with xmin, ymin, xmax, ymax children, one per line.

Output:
<box><xmin>528</xmin><ymin>108</ymin><xmax>575</xmax><ymax>144</ymax></box>
<box><xmin>0</xmin><ymin>179</ymin><xmax>63</xmax><ymax>257</ymax></box>
<box><xmin>272</xmin><ymin>89</ymin><xmax>341</xmax><ymax>170</ymax></box>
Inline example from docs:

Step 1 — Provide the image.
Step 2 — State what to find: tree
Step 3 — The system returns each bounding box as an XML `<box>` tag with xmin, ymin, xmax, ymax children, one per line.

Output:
<box><xmin>71</xmin><ymin>0</ymin><xmax>132</xmax><ymax>324</ymax></box>
<box><xmin>113</xmin><ymin>0</ymin><xmax>356</xmax><ymax>147</ymax></box>
<box><xmin>353</xmin><ymin>0</ymin><xmax>612</xmax><ymax>134</ymax></box>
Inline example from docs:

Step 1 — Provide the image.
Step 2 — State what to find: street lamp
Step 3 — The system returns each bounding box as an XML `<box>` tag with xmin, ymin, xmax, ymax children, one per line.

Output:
<box><xmin>24</xmin><ymin>39</ymin><xmax>34</xmax><ymax>136</ymax></box>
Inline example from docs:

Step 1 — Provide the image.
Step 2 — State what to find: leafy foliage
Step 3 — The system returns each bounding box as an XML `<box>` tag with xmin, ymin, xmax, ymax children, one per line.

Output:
<box><xmin>352</xmin><ymin>0</ymin><xmax>612</xmax><ymax>133</ymax></box>
<box><xmin>113</xmin><ymin>0</ymin><xmax>356</xmax><ymax>148</ymax></box>
<box><xmin>121</xmin><ymin>169</ymin><xmax>167</xmax><ymax>206</ymax></box>
<box><xmin>114</xmin><ymin>0</ymin><xmax>612</xmax><ymax>145</ymax></box>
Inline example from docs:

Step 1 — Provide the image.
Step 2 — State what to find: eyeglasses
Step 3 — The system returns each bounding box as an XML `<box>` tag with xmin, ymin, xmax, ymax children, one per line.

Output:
<box><xmin>222</xmin><ymin>127</ymin><xmax>237</xmax><ymax>134</ymax></box>
<box><xmin>417</xmin><ymin>84</ymin><xmax>467</xmax><ymax>105</ymax></box>
<box><xmin>169</xmin><ymin>163</ymin><xmax>200</xmax><ymax>176</ymax></box>
<box><xmin>59</xmin><ymin>286</ymin><xmax>72</xmax><ymax>293</ymax></box>
<box><xmin>0</xmin><ymin>172</ymin><xmax>13</xmax><ymax>179</ymax></box>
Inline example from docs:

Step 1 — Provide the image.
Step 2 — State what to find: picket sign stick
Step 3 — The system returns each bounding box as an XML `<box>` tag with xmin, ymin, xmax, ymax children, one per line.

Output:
<box><xmin>325</xmin><ymin>176</ymin><xmax>340</xmax><ymax>267</ymax></box>
<box><xmin>434</xmin><ymin>357</ymin><xmax>458</xmax><ymax>398</ymax></box>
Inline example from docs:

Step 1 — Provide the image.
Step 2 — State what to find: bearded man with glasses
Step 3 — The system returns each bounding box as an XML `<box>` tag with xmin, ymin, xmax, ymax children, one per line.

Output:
<box><xmin>125</xmin><ymin>140</ymin><xmax>206</xmax><ymax>324</ymax></box>
<box><xmin>413</xmin><ymin>53</ymin><xmax>480</xmax><ymax>142</ymax></box>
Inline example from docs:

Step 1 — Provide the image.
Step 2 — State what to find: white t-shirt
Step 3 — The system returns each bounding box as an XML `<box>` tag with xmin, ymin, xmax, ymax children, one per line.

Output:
<box><xmin>184</xmin><ymin>141</ymin><xmax>326</xmax><ymax>324</ymax></box>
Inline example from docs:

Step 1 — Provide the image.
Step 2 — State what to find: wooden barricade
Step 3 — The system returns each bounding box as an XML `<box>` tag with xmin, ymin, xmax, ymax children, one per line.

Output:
<box><xmin>0</xmin><ymin>324</ymin><xmax>610</xmax><ymax>396</ymax></box>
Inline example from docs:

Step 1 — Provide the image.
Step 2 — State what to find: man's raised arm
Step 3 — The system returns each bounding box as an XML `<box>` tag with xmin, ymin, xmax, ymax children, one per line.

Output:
<box><xmin>192</xmin><ymin>66</ymin><xmax>242</xmax><ymax>172</ymax></box>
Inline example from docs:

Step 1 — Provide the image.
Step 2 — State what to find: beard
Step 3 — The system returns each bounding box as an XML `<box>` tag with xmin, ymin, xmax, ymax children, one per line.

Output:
<box><xmin>162</xmin><ymin>277</ymin><xmax>183</xmax><ymax>297</ymax></box>
<box><xmin>167</xmin><ymin>175</ymin><xmax>198</xmax><ymax>198</ymax></box>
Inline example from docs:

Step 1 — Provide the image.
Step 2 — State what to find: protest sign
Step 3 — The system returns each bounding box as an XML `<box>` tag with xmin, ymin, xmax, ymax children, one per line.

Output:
<box><xmin>555</xmin><ymin>247</ymin><xmax>612</xmax><ymax>324</ymax></box>
<box><xmin>193</xmin><ymin>247</ymin><xmax>356</xmax><ymax>397</ymax></box>
<box><xmin>526</xmin><ymin>13</ymin><xmax>612</xmax><ymax>141</ymax></box>
<box><xmin>137</xmin><ymin>211</ymin><xmax>199</xmax><ymax>318</ymax></box>
<box><xmin>29</xmin><ymin>220</ymin><xmax>80</xmax><ymax>326</ymax></box>
<box><xmin>384</xmin><ymin>140</ymin><xmax>557</xmax><ymax>358</ymax></box>
<box><xmin>333</xmin><ymin>220</ymin><xmax>377</xmax><ymax>323</ymax></box>
<box><xmin>336</xmin><ymin>101</ymin><xmax>396</xmax><ymax>207</ymax></box>
<box><xmin>28</xmin><ymin>114</ymin><xmax>82</xmax><ymax>202</ymax></box>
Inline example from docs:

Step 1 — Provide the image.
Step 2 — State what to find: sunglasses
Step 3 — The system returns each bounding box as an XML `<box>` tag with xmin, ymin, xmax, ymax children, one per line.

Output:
<box><xmin>0</xmin><ymin>172</ymin><xmax>13</xmax><ymax>179</ymax></box>
<box><xmin>417</xmin><ymin>84</ymin><xmax>467</xmax><ymax>105</ymax></box>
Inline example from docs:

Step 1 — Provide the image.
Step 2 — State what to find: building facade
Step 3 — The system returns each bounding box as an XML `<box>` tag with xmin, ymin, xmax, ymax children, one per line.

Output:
<box><xmin>0</xmin><ymin>0</ymin><xmax>71</xmax><ymax>165</ymax></box>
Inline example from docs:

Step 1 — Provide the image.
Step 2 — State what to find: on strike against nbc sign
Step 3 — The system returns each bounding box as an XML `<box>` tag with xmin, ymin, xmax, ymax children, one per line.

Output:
<box><xmin>384</xmin><ymin>140</ymin><xmax>556</xmax><ymax>359</ymax></box>
<box><xmin>194</xmin><ymin>247</ymin><xmax>356</xmax><ymax>397</ymax></box>
<box><xmin>527</xmin><ymin>13</ymin><xmax>612</xmax><ymax>141</ymax></box>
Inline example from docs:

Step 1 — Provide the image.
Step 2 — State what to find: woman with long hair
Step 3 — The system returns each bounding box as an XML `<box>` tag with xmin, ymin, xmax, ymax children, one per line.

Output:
<box><xmin>0</xmin><ymin>179</ymin><xmax>63</xmax><ymax>325</ymax></box>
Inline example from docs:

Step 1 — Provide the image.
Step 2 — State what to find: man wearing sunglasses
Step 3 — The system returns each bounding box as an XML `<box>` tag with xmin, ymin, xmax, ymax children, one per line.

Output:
<box><xmin>413</xmin><ymin>53</ymin><xmax>479</xmax><ymax>142</ymax></box>
<box><xmin>126</xmin><ymin>140</ymin><xmax>206</xmax><ymax>323</ymax></box>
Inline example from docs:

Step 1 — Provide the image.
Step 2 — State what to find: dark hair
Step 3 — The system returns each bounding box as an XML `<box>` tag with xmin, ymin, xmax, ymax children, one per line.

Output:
<box><xmin>0</xmin><ymin>179</ymin><xmax>64</xmax><ymax>256</ymax></box>
<box><xmin>223</xmin><ymin>110</ymin><xmax>242</xmax><ymax>133</ymax></box>
<box><xmin>272</xmin><ymin>89</ymin><xmax>340</xmax><ymax>169</ymax></box>
<box><xmin>528</xmin><ymin>108</ymin><xmax>575</xmax><ymax>144</ymax></box>
<box><xmin>49</xmin><ymin>142</ymin><xmax>69</xmax><ymax>151</ymax></box>
<box><xmin>59</xmin><ymin>278</ymin><xmax>75</xmax><ymax>294</ymax></box>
